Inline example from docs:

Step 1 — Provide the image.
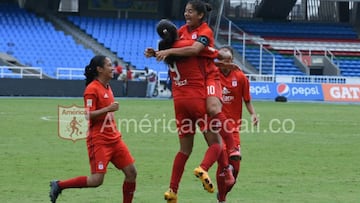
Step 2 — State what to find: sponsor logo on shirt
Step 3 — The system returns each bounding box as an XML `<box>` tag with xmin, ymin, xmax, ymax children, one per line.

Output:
<box><xmin>222</xmin><ymin>87</ymin><xmax>234</xmax><ymax>103</ymax></box>
<box><xmin>174</xmin><ymin>79</ymin><xmax>188</xmax><ymax>86</ymax></box>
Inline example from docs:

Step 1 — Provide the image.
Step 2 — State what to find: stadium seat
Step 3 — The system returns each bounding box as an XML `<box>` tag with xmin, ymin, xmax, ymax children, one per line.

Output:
<box><xmin>0</xmin><ymin>3</ymin><xmax>94</xmax><ymax>78</ymax></box>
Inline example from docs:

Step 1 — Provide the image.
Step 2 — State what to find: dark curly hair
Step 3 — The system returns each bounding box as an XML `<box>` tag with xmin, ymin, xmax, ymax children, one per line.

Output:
<box><xmin>156</xmin><ymin>19</ymin><xmax>180</xmax><ymax>65</ymax></box>
<box><xmin>84</xmin><ymin>55</ymin><xmax>106</xmax><ymax>86</ymax></box>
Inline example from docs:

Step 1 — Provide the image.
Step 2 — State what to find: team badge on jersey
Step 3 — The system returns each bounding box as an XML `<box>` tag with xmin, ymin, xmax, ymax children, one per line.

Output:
<box><xmin>58</xmin><ymin>105</ymin><xmax>88</xmax><ymax>142</ymax></box>
<box><xmin>192</xmin><ymin>33</ymin><xmax>197</xmax><ymax>40</ymax></box>
<box><xmin>232</xmin><ymin>78</ymin><xmax>238</xmax><ymax>87</ymax></box>
<box><xmin>98</xmin><ymin>161</ymin><xmax>104</xmax><ymax>170</ymax></box>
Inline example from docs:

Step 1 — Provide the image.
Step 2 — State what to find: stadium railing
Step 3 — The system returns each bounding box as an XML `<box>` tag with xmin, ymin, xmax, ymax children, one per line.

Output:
<box><xmin>0</xmin><ymin>66</ymin><xmax>42</xmax><ymax>79</ymax></box>
<box><xmin>56</xmin><ymin>67</ymin><xmax>85</xmax><ymax>80</ymax></box>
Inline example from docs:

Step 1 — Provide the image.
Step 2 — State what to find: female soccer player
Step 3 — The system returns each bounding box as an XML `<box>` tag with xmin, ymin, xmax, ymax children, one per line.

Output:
<box><xmin>49</xmin><ymin>55</ymin><xmax>137</xmax><ymax>203</ymax></box>
<box><xmin>216</xmin><ymin>46</ymin><xmax>259</xmax><ymax>203</ymax></box>
<box><xmin>154</xmin><ymin>0</ymin><xmax>241</xmax><ymax>162</ymax></box>
<box><xmin>146</xmin><ymin>19</ymin><xmax>234</xmax><ymax>203</ymax></box>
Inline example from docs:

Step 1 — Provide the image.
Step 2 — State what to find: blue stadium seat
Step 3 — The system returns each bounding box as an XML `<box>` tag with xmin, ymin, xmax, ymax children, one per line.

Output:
<box><xmin>0</xmin><ymin>3</ymin><xmax>95</xmax><ymax>79</ymax></box>
<box><xmin>67</xmin><ymin>15</ymin><xmax>180</xmax><ymax>72</ymax></box>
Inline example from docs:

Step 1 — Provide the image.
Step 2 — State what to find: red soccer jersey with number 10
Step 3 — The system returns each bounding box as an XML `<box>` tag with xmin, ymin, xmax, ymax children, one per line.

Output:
<box><xmin>169</xmin><ymin>39</ymin><xmax>219</xmax><ymax>100</ymax></box>
<box><xmin>220</xmin><ymin>69</ymin><xmax>251</xmax><ymax>133</ymax></box>
<box><xmin>83</xmin><ymin>80</ymin><xmax>121</xmax><ymax>145</ymax></box>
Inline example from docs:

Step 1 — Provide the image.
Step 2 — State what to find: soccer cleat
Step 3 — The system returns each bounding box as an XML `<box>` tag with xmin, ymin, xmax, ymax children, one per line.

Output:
<box><xmin>224</xmin><ymin>165</ymin><xmax>235</xmax><ymax>187</ymax></box>
<box><xmin>193</xmin><ymin>167</ymin><xmax>215</xmax><ymax>193</ymax></box>
<box><xmin>228</xmin><ymin>147</ymin><xmax>241</xmax><ymax>161</ymax></box>
<box><xmin>49</xmin><ymin>180</ymin><xmax>62</xmax><ymax>203</ymax></box>
<box><xmin>164</xmin><ymin>188</ymin><xmax>177</xmax><ymax>203</ymax></box>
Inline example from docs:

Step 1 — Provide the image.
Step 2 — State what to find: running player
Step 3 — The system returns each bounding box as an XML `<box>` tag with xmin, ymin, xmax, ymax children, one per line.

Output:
<box><xmin>49</xmin><ymin>55</ymin><xmax>137</xmax><ymax>203</ymax></box>
<box><xmin>216</xmin><ymin>46</ymin><xmax>259</xmax><ymax>203</ymax></box>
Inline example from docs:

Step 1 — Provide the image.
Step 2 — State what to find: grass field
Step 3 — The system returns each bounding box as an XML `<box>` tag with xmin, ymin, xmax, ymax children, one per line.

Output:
<box><xmin>0</xmin><ymin>98</ymin><xmax>359</xmax><ymax>203</ymax></box>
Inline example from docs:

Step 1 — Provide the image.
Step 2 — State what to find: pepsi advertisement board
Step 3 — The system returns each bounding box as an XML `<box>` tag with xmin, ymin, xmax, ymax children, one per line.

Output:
<box><xmin>249</xmin><ymin>82</ymin><xmax>277</xmax><ymax>100</ymax></box>
<box><xmin>250</xmin><ymin>82</ymin><xmax>324</xmax><ymax>101</ymax></box>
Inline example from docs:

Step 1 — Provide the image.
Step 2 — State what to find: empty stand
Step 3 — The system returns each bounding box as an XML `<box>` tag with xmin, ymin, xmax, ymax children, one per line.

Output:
<box><xmin>231</xmin><ymin>20</ymin><xmax>360</xmax><ymax>77</ymax></box>
<box><xmin>67</xmin><ymin>16</ymin><xmax>182</xmax><ymax>73</ymax></box>
<box><xmin>233</xmin><ymin>43</ymin><xmax>304</xmax><ymax>75</ymax></box>
<box><xmin>233</xmin><ymin>20</ymin><xmax>358</xmax><ymax>39</ymax></box>
<box><xmin>0</xmin><ymin>3</ymin><xmax>94</xmax><ymax>78</ymax></box>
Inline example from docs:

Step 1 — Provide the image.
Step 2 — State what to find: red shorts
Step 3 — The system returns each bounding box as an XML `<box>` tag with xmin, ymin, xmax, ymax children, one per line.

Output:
<box><xmin>206</xmin><ymin>69</ymin><xmax>222</xmax><ymax>100</ymax></box>
<box><xmin>173</xmin><ymin>98</ymin><xmax>207</xmax><ymax>138</ymax></box>
<box><xmin>87</xmin><ymin>139</ymin><xmax>135</xmax><ymax>174</ymax></box>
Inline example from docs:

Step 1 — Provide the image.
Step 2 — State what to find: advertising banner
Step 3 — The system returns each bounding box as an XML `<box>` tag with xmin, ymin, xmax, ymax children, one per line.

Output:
<box><xmin>322</xmin><ymin>84</ymin><xmax>360</xmax><ymax>102</ymax></box>
<box><xmin>249</xmin><ymin>82</ymin><xmax>276</xmax><ymax>100</ymax></box>
<box><xmin>250</xmin><ymin>82</ymin><xmax>324</xmax><ymax>101</ymax></box>
<box><xmin>276</xmin><ymin>83</ymin><xmax>324</xmax><ymax>101</ymax></box>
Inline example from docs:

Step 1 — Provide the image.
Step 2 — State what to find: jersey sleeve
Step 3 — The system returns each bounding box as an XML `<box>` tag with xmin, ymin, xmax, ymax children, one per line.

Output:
<box><xmin>241</xmin><ymin>72</ymin><xmax>251</xmax><ymax>102</ymax></box>
<box><xmin>84</xmin><ymin>87</ymin><xmax>97</xmax><ymax>112</ymax></box>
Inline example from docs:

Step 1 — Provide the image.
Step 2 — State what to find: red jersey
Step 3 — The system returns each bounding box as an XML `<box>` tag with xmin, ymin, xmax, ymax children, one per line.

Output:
<box><xmin>169</xmin><ymin>39</ymin><xmax>218</xmax><ymax>99</ymax></box>
<box><xmin>178</xmin><ymin>22</ymin><xmax>219</xmax><ymax>75</ymax></box>
<box><xmin>178</xmin><ymin>22</ymin><xmax>214</xmax><ymax>48</ymax></box>
<box><xmin>84</xmin><ymin>80</ymin><xmax>121</xmax><ymax>145</ymax></box>
<box><xmin>220</xmin><ymin>69</ymin><xmax>251</xmax><ymax>132</ymax></box>
<box><xmin>114</xmin><ymin>65</ymin><xmax>123</xmax><ymax>74</ymax></box>
<box><xmin>126</xmin><ymin>69</ymin><xmax>133</xmax><ymax>80</ymax></box>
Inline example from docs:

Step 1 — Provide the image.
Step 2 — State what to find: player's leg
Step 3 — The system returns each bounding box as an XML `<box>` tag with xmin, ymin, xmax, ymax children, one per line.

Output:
<box><xmin>194</xmin><ymin>131</ymin><xmax>222</xmax><ymax>193</ymax></box>
<box><xmin>206</xmin><ymin>89</ymin><xmax>240</xmax><ymax>160</ymax></box>
<box><xmin>165</xmin><ymin>134</ymin><xmax>194</xmax><ymax>202</ymax></box>
<box><xmin>111</xmin><ymin>140</ymin><xmax>137</xmax><ymax>203</ymax></box>
<box><xmin>50</xmin><ymin>173</ymin><xmax>104</xmax><ymax>203</ymax></box>
<box><xmin>49</xmin><ymin>144</ymin><xmax>110</xmax><ymax>202</ymax></box>
<box><xmin>121</xmin><ymin>164</ymin><xmax>137</xmax><ymax>203</ymax></box>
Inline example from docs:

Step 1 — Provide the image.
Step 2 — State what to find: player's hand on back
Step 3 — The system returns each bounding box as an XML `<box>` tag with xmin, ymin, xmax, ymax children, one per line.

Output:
<box><xmin>144</xmin><ymin>48</ymin><xmax>156</xmax><ymax>58</ymax></box>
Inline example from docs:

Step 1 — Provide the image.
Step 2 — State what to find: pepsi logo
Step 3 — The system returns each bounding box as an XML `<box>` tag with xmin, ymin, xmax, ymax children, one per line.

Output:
<box><xmin>277</xmin><ymin>83</ymin><xmax>290</xmax><ymax>97</ymax></box>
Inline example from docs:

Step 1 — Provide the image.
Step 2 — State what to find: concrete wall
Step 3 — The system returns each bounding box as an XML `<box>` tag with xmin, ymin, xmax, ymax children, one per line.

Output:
<box><xmin>0</xmin><ymin>79</ymin><xmax>147</xmax><ymax>97</ymax></box>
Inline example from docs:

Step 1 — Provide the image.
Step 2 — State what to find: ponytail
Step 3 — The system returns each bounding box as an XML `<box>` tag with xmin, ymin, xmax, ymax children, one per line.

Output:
<box><xmin>156</xmin><ymin>19</ymin><xmax>179</xmax><ymax>65</ymax></box>
<box><xmin>84</xmin><ymin>55</ymin><xmax>106</xmax><ymax>86</ymax></box>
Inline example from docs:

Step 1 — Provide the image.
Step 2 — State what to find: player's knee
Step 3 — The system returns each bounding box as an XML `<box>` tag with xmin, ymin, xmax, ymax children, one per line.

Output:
<box><xmin>89</xmin><ymin>176</ymin><xmax>104</xmax><ymax>187</ymax></box>
<box><xmin>180</xmin><ymin>149</ymin><xmax>192</xmax><ymax>156</ymax></box>
<box><xmin>206</xmin><ymin>102</ymin><xmax>221</xmax><ymax>116</ymax></box>
<box><xmin>123</xmin><ymin>165</ymin><xmax>137</xmax><ymax>182</ymax></box>
<box><xmin>127</xmin><ymin>167</ymin><xmax>137</xmax><ymax>181</ymax></box>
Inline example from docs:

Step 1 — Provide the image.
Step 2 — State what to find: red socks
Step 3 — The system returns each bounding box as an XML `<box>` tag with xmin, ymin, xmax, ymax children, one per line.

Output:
<box><xmin>229</xmin><ymin>159</ymin><xmax>240</xmax><ymax>180</ymax></box>
<box><xmin>216</xmin><ymin>166</ymin><xmax>227</xmax><ymax>202</ymax></box>
<box><xmin>57</xmin><ymin>176</ymin><xmax>136</xmax><ymax>202</ymax></box>
<box><xmin>209</xmin><ymin>112</ymin><xmax>236</xmax><ymax>150</ymax></box>
<box><xmin>200</xmin><ymin>143</ymin><xmax>222</xmax><ymax>171</ymax></box>
<box><xmin>123</xmin><ymin>181</ymin><xmax>136</xmax><ymax>203</ymax></box>
<box><xmin>58</xmin><ymin>176</ymin><xmax>88</xmax><ymax>189</ymax></box>
<box><xmin>169</xmin><ymin>152</ymin><xmax>189</xmax><ymax>193</ymax></box>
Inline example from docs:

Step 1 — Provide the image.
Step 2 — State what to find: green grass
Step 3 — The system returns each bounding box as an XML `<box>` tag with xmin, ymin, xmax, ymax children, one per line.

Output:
<box><xmin>0</xmin><ymin>98</ymin><xmax>359</xmax><ymax>203</ymax></box>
